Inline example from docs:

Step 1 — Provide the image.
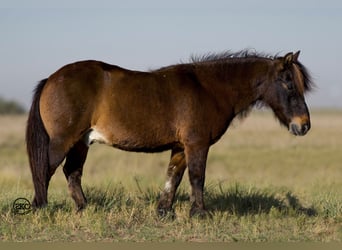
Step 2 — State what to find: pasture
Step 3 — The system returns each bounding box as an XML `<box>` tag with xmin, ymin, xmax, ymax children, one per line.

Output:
<box><xmin>0</xmin><ymin>110</ymin><xmax>341</xmax><ymax>242</ymax></box>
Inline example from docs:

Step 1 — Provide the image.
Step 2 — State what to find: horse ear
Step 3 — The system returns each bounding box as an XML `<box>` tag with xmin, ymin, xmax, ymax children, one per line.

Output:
<box><xmin>284</xmin><ymin>52</ymin><xmax>294</xmax><ymax>65</ymax></box>
<box><xmin>293</xmin><ymin>50</ymin><xmax>300</xmax><ymax>62</ymax></box>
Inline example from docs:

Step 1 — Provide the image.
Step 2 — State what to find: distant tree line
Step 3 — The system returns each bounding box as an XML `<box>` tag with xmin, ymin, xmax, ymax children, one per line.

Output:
<box><xmin>0</xmin><ymin>97</ymin><xmax>26</xmax><ymax>114</ymax></box>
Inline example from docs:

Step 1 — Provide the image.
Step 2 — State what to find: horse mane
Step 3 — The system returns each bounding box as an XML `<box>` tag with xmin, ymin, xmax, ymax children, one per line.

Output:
<box><xmin>154</xmin><ymin>49</ymin><xmax>314</xmax><ymax>93</ymax></box>
<box><xmin>190</xmin><ymin>49</ymin><xmax>314</xmax><ymax>93</ymax></box>
<box><xmin>189</xmin><ymin>49</ymin><xmax>276</xmax><ymax>63</ymax></box>
<box><xmin>293</xmin><ymin>60</ymin><xmax>314</xmax><ymax>93</ymax></box>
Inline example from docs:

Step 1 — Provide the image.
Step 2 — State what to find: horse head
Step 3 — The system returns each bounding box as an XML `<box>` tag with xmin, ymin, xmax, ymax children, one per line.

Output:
<box><xmin>262</xmin><ymin>51</ymin><xmax>313</xmax><ymax>136</ymax></box>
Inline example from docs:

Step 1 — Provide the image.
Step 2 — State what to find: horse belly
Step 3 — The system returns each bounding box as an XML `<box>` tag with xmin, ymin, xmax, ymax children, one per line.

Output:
<box><xmin>87</xmin><ymin>117</ymin><xmax>177</xmax><ymax>153</ymax></box>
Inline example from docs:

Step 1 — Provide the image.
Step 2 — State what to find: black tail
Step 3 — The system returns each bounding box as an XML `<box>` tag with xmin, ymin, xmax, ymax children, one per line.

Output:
<box><xmin>26</xmin><ymin>79</ymin><xmax>50</xmax><ymax>208</ymax></box>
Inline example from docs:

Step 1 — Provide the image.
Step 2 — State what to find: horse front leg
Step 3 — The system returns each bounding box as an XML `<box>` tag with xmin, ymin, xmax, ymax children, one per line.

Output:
<box><xmin>157</xmin><ymin>147</ymin><xmax>187</xmax><ymax>218</ymax></box>
<box><xmin>185</xmin><ymin>144</ymin><xmax>209</xmax><ymax>218</ymax></box>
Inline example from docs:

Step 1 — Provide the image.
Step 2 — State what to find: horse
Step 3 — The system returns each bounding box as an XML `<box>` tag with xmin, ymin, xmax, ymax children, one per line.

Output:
<box><xmin>26</xmin><ymin>50</ymin><xmax>313</xmax><ymax>217</ymax></box>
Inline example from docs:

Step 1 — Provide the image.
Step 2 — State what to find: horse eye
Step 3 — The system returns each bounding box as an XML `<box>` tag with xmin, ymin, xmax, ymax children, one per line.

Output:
<box><xmin>282</xmin><ymin>81</ymin><xmax>294</xmax><ymax>91</ymax></box>
<box><xmin>286</xmin><ymin>82</ymin><xmax>294</xmax><ymax>90</ymax></box>
<box><xmin>285</xmin><ymin>74</ymin><xmax>292</xmax><ymax>82</ymax></box>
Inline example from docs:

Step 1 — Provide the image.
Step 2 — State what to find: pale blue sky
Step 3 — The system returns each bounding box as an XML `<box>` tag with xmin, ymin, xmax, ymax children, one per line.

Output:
<box><xmin>1</xmin><ymin>1</ymin><xmax>342</xmax><ymax>108</ymax></box>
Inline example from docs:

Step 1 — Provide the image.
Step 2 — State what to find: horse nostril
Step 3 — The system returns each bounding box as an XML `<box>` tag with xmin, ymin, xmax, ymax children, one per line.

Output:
<box><xmin>302</xmin><ymin>122</ymin><xmax>310</xmax><ymax>135</ymax></box>
<box><xmin>290</xmin><ymin>123</ymin><xmax>300</xmax><ymax>135</ymax></box>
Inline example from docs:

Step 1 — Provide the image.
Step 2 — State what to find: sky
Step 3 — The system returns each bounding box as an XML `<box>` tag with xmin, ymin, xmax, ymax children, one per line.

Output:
<box><xmin>1</xmin><ymin>1</ymin><xmax>342</xmax><ymax>108</ymax></box>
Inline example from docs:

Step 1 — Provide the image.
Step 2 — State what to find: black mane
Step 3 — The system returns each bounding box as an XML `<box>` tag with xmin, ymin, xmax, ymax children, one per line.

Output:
<box><xmin>190</xmin><ymin>50</ymin><xmax>314</xmax><ymax>92</ymax></box>
<box><xmin>294</xmin><ymin>60</ymin><xmax>314</xmax><ymax>92</ymax></box>
<box><xmin>154</xmin><ymin>49</ymin><xmax>314</xmax><ymax>93</ymax></box>
<box><xmin>190</xmin><ymin>49</ymin><xmax>276</xmax><ymax>63</ymax></box>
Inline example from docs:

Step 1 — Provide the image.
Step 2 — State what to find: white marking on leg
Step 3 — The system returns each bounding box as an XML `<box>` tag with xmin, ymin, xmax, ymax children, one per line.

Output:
<box><xmin>83</xmin><ymin>128</ymin><xmax>108</xmax><ymax>146</ymax></box>
<box><xmin>164</xmin><ymin>179</ymin><xmax>173</xmax><ymax>193</ymax></box>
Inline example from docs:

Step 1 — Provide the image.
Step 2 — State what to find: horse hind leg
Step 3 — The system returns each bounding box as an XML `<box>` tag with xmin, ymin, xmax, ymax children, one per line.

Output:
<box><xmin>30</xmin><ymin>142</ymin><xmax>65</xmax><ymax>208</ymax></box>
<box><xmin>63</xmin><ymin>140</ymin><xmax>89</xmax><ymax>211</ymax></box>
<box><xmin>157</xmin><ymin>147</ymin><xmax>187</xmax><ymax>218</ymax></box>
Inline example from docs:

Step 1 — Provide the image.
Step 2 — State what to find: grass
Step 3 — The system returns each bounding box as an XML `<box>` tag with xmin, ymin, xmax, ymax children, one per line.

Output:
<box><xmin>0</xmin><ymin>110</ymin><xmax>341</xmax><ymax>242</ymax></box>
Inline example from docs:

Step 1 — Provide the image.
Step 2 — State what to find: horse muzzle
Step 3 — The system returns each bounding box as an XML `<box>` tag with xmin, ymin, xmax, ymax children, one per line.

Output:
<box><xmin>289</xmin><ymin>116</ymin><xmax>311</xmax><ymax>136</ymax></box>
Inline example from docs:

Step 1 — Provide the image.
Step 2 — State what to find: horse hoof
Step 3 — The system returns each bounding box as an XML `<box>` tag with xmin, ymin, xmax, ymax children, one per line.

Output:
<box><xmin>31</xmin><ymin>199</ymin><xmax>47</xmax><ymax>209</ymax></box>
<box><xmin>157</xmin><ymin>208</ymin><xmax>176</xmax><ymax>220</ymax></box>
<box><xmin>189</xmin><ymin>207</ymin><xmax>211</xmax><ymax>219</ymax></box>
<box><xmin>76</xmin><ymin>203</ymin><xmax>87</xmax><ymax>213</ymax></box>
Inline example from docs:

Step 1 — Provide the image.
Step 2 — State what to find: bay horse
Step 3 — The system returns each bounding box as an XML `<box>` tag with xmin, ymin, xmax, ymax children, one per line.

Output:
<box><xmin>26</xmin><ymin>50</ymin><xmax>313</xmax><ymax>217</ymax></box>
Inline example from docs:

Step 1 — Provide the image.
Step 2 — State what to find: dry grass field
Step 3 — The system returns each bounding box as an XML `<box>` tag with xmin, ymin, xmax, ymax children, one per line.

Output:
<box><xmin>0</xmin><ymin>110</ymin><xmax>341</xmax><ymax>242</ymax></box>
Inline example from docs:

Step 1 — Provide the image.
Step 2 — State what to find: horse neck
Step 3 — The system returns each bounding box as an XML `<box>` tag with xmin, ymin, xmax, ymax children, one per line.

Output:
<box><xmin>195</xmin><ymin>59</ymin><xmax>275</xmax><ymax>116</ymax></box>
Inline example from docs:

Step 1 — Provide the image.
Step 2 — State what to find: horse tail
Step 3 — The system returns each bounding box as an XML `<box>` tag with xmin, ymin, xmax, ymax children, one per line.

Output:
<box><xmin>26</xmin><ymin>79</ymin><xmax>50</xmax><ymax>207</ymax></box>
